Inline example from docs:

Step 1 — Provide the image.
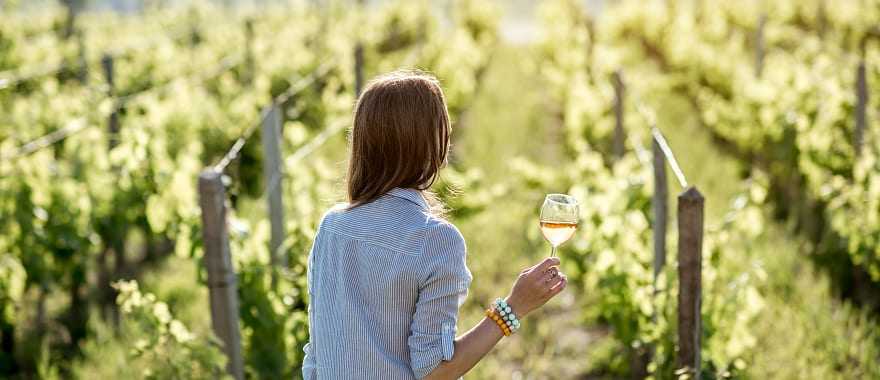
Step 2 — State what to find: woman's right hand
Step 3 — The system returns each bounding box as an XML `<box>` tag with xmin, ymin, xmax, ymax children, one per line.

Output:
<box><xmin>505</xmin><ymin>257</ymin><xmax>567</xmax><ymax>319</ymax></box>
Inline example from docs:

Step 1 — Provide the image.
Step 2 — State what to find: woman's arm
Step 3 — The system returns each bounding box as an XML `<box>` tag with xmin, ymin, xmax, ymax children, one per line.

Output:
<box><xmin>422</xmin><ymin>257</ymin><xmax>568</xmax><ymax>380</ymax></box>
<box><xmin>421</xmin><ymin>317</ymin><xmax>503</xmax><ymax>379</ymax></box>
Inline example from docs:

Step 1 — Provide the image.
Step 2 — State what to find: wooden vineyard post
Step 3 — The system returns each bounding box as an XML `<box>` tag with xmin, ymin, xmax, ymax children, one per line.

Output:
<box><xmin>354</xmin><ymin>0</ymin><xmax>365</xmax><ymax>97</ymax></box>
<box><xmin>652</xmin><ymin>138</ymin><xmax>668</xmax><ymax>285</ymax></box>
<box><xmin>677</xmin><ymin>187</ymin><xmax>704</xmax><ymax>379</ymax></box>
<box><xmin>244</xmin><ymin>18</ymin><xmax>255</xmax><ymax>85</ymax></box>
<box><xmin>76</xmin><ymin>30</ymin><xmax>88</xmax><ymax>84</ymax></box>
<box><xmin>101</xmin><ymin>54</ymin><xmax>120</xmax><ymax>149</ymax></box>
<box><xmin>198</xmin><ymin>170</ymin><xmax>244</xmax><ymax>380</ymax></box>
<box><xmin>62</xmin><ymin>0</ymin><xmax>76</xmax><ymax>39</ymax></box>
<box><xmin>855</xmin><ymin>59</ymin><xmax>867</xmax><ymax>158</ymax></box>
<box><xmin>611</xmin><ymin>70</ymin><xmax>626</xmax><ymax>161</ymax></box>
<box><xmin>354</xmin><ymin>43</ymin><xmax>365</xmax><ymax>97</ymax></box>
<box><xmin>189</xmin><ymin>24</ymin><xmax>201</xmax><ymax>48</ymax></box>
<box><xmin>102</xmin><ymin>52</ymin><xmax>126</xmax><ymax>317</ymax></box>
<box><xmin>755</xmin><ymin>13</ymin><xmax>766</xmax><ymax>79</ymax></box>
<box><xmin>261</xmin><ymin>104</ymin><xmax>287</xmax><ymax>268</ymax></box>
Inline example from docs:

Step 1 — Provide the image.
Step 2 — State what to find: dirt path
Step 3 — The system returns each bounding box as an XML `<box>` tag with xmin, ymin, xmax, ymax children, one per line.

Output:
<box><xmin>452</xmin><ymin>45</ymin><xmax>601</xmax><ymax>379</ymax></box>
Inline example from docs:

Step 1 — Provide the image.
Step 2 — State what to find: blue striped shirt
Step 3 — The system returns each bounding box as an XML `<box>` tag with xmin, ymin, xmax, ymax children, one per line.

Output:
<box><xmin>303</xmin><ymin>188</ymin><xmax>472</xmax><ymax>379</ymax></box>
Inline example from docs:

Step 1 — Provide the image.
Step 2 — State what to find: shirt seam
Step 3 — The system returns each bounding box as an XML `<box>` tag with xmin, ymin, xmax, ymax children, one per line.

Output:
<box><xmin>321</xmin><ymin>225</ymin><xmax>424</xmax><ymax>257</ymax></box>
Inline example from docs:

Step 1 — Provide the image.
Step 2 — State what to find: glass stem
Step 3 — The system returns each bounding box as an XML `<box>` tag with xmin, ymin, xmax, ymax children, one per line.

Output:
<box><xmin>550</xmin><ymin>245</ymin><xmax>557</xmax><ymax>258</ymax></box>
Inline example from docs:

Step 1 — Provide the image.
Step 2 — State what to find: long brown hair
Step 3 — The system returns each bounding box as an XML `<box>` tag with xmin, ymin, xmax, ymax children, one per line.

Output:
<box><xmin>346</xmin><ymin>70</ymin><xmax>451</xmax><ymax>211</ymax></box>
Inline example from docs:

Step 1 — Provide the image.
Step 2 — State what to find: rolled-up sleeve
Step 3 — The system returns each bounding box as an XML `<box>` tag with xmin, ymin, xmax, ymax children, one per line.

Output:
<box><xmin>408</xmin><ymin>222</ymin><xmax>472</xmax><ymax>379</ymax></box>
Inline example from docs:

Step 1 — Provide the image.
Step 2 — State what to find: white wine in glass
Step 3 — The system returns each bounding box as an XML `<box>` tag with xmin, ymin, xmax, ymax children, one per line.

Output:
<box><xmin>540</xmin><ymin>194</ymin><xmax>579</xmax><ymax>257</ymax></box>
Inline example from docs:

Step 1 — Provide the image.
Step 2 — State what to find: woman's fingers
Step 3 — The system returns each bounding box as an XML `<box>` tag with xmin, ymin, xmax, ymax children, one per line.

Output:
<box><xmin>547</xmin><ymin>275</ymin><xmax>568</xmax><ymax>296</ymax></box>
<box><xmin>539</xmin><ymin>267</ymin><xmax>559</xmax><ymax>284</ymax></box>
<box><xmin>533</xmin><ymin>257</ymin><xmax>561</xmax><ymax>273</ymax></box>
<box><xmin>542</xmin><ymin>271</ymin><xmax>565</xmax><ymax>292</ymax></box>
<box><xmin>520</xmin><ymin>257</ymin><xmax>561</xmax><ymax>277</ymax></box>
<box><xmin>508</xmin><ymin>264</ymin><xmax>568</xmax><ymax>318</ymax></box>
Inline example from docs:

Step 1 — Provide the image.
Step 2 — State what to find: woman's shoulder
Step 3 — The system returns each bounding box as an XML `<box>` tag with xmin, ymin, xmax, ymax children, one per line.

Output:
<box><xmin>420</xmin><ymin>217</ymin><xmax>470</xmax><ymax>281</ymax></box>
<box><xmin>316</xmin><ymin>203</ymin><xmax>348</xmax><ymax>227</ymax></box>
<box><xmin>423</xmin><ymin>217</ymin><xmax>466</xmax><ymax>256</ymax></box>
<box><xmin>326</xmin><ymin>202</ymin><xmax>349</xmax><ymax>215</ymax></box>
<box><xmin>424</xmin><ymin>216</ymin><xmax>462</xmax><ymax>236</ymax></box>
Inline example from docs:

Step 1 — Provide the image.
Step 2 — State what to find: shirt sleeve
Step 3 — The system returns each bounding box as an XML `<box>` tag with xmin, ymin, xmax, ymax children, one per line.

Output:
<box><xmin>302</xmin><ymin>247</ymin><xmax>318</xmax><ymax>379</ymax></box>
<box><xmin>408</xmin><ymin>222</ymin><xmax>473</xmax><ymax>379</ymax></box>
<box><xmin>302</xmin><ymin>342</ymin><xmax>317</xmax><ymax>379</ymax></box>
<box><xmin>303</xmin><ymin>208</ymin><xmax>336</xmax><ymax>380</ymax></box>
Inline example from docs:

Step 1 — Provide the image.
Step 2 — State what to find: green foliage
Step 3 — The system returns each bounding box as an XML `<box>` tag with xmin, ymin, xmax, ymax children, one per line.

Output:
<box><xmin>3</xmin><ymin>0</ymin><xmax>877</xmax><ymax>378</ymax></box>
<box><xmin>113</xmin><ymin>280</ymin><xmax>229</xmax><ymax>380</ymax></box>
<box><xmin>0</xmin><ymin>1</ymin><xmax>498</xmax><ymax>377</ymax></box>
<box><xmin>0</xmin><ymin>255</ymin><xmax>25</xmax><ymax>326</ymax></box>
<box><xmin>603</xmin><ymin>0</ymin><xmax>880</xmax><ymax>282</ymax></box>
<box><xmin>512</xmin><ymin>146</ymin><xmax>768</xmax><ymax>378</ymax></box>
<box><xmin>527</xmin><ymin>1</ymin><xmax>877</xmax><ymax>377</ymax></box>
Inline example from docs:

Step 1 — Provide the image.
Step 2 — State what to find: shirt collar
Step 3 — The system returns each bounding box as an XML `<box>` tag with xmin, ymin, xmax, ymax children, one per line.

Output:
<box><xmin>387</xmin><ymin>187</ymin><xmax>429</xmax><ymax>210</ymax></box>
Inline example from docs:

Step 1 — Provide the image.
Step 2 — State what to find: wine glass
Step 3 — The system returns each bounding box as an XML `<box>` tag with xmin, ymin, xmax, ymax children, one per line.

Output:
<box><xmin>540</xmin><ymin>193</ymin><xmax>579</xmax><ymax>257</ymax></box>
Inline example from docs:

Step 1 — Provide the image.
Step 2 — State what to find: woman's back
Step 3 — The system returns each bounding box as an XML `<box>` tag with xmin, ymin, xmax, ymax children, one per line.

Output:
<box><xmin>304</xmin><ymin>70</ymin><xmax>567</xmax><ymax>379</ymax></box>
<box><xmin>303</xmin><ymin>188</ymin><xmax>472</xmax><ymax>379</ymax></box>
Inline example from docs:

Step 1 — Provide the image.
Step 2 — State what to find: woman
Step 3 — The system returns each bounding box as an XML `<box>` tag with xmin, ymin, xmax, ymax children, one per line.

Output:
<box><xmin>303</xmin><ymin>70</ymin><xmax>568</xmax><ymax>379</ymax></box>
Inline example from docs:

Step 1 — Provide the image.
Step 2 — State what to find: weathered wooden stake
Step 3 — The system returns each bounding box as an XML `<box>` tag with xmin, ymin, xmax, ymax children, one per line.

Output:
<box><xmin>611</xmin><ymin>70</ymin><xmax>626</xmax><ymax>160</ymax></box>
<box><xmin>76</xmin><ymin>30</ymin><xmax>88</xmax><ymax>84</ymax></box>
<box><xmin>101</xmin><ymin>54</ymin><xmax>120</xmax><ymax>149</ymax></box>
<box><xmin>652</xmin><ymin>138</ymin><xmax>668</xmax><ymax>284</ymax></box>
<box><xmin>186</xmin><ymin>8</ymin><xmax>202</xmax><ymax>47</ymax></box>
<box><xmin>755</xmin><ymin>13</ymin><xmax>766</xmax><ymax>79</ymax></box>
<box><xmin>100</xmin><ymin>52</ymin><xmax>126</xmax><ymax>328</ymax></box>
<box><xmin>855</xmin><ymin>59</ymin><xmax>867</xmax><ymax>158</ymax></box>
<box><xmin>261</xmin><ymin>104</ymin><xmax>287</xmax><ymax>268</ymax></box>
<box><xmin>198</xmin><ymin>170</ymin><xmax>244</xmax><ymax>380</ymax></box>
<box><xmin>692</xmin><ymin>0</ymin><xmax>702</xmax><ymax>20</ymax></box>
<box><xmin>354</xmin><ymin>43</ymin><xmax>365</xmax><ymax>97</ymax></box>
<box><xmin>244</xmin><ymin>18</ymin><xmax>255</xmax><ymax>85</ymax></box>
<box><xmin>62</xmin><ymin>0</ymin><xmax>77</xmax><ymax>40</ymax></box>
<box><xmin>677</xmin><ymin>186</ymin><xmax>704</xmax><ymax>379</ymax></box>
<box><xmin>189</xmin><ymin>25</ymin><xmax>201</xmax><ymax>47</ymax></box>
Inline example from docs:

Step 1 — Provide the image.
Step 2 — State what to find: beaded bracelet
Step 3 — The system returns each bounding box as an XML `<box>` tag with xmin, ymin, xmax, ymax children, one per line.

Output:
<box><xmin>486</xmin><ymin>298</ymin><xmax>521</xmax><ymax>336</ymax></box>
<box><xmin>485</xmin><ymin>308</ymin><xmax>511</xmax><ymax>336</ymax></box>
<box><xmin>494</xmin><ymin>298</ymin><xmax>521</xmax><ymax>333</ymax></box>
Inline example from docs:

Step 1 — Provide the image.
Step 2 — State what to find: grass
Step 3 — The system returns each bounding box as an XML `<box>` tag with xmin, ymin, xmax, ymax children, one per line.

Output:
<box><xmin>745</xmin><ymin>225</ymin><xmax>880</xmax><ymax>379</ymax></box>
